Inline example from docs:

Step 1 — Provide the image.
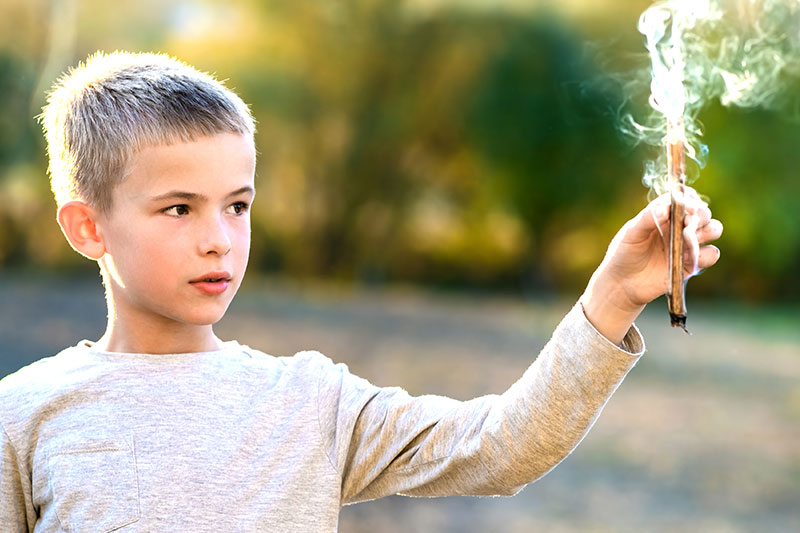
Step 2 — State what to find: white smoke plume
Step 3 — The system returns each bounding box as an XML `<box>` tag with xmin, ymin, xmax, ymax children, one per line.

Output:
<box><xmin>630</xmin><ymin>0</ymin><xmax>800</xmax><ymax>195</ymax></box>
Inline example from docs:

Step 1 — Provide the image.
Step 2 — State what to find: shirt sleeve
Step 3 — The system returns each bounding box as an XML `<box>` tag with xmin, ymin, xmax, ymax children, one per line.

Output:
<box><xmin>315</xmin><ymin>301</ymin><xmax>644</xmax><ymax>504</ymax></box>
<box><xmin>1</xmin><ymin>422</ymin><xmax>32</xmax><ymax>533</ymax></box>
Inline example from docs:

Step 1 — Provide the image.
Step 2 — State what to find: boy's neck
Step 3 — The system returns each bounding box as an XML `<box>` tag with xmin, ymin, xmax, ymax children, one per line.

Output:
<box><xmin>95</xmin><ymin>320</ymin><xmax>224</xmax><ymax>354</ymax></box>
<box><xmin>93</xmin><ymin>263</ymin><xmax>232</xmax><ymax>354</ymax></box>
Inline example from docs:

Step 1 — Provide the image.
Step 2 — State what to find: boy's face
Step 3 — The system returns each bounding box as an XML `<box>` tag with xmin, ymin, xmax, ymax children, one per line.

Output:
<box><xmin>97</xmin><ymin>133</ymin><xmax>256</xmax><ymax>337</ymax></box>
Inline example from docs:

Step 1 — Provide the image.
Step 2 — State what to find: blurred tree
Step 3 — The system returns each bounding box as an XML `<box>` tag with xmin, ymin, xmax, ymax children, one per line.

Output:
<box><xmin>696</xmin><ymin>102</ymin><xmax>800</xmax><ymax>301</ymax></box>
<box><xmin>0</xmin><ymin>0</ymin><xmax>797</xmax><ymax>300</ymax></box>
<box><xmin>0</xmin><ymin>51</ymin><xmax>54</xmax><ymax>268</ymax></box>
<box><xmin>0</xmin><ymin>54</ymin><xmax>40</xmax><ymax>170</ymax></box>
<box><xmin>467</xmin><ymin>14</ymin><xmax>638</xmax><ymax>292</ymax></box>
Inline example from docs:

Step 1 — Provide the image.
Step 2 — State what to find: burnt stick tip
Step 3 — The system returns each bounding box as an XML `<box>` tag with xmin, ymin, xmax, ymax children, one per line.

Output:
<box><xmin>669</xmin><ymin>312</ymin><xmax>690</xmax><ymax>334</ymax></box>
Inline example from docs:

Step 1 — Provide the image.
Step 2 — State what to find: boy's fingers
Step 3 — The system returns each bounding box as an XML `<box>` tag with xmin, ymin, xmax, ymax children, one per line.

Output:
<box><xmin>683</xmin><ymin>194</ymin><xmax>710</xmax><ymax>222</ymax></box>
<box><xmin>641</xmin><ymin>194</ymin><xmax>670</xmax><ymax>233</ymax></box>
<box><xmin>636</xmin><ymin>193</ymin><xmax>721</xmax><ymax>249</ymax></box>
<box><xmin>683</xmin><ymin>216</ymin><xmax>701</xmax><ymax>272</ymax></box>
<box><xmin>683</xmin><ymin>185</ymin><xmax>703</xmax><ymax>202</ymax></box>
<box><xmin>684</xmin><ymin>194</ymin><xmax>721</xmax><ymax>243</ymax></box>
<box><xmin>649</xmin><ymin>191</ymin><xmax>711</xmax><ymax>229</ymax></box>
<box><xmin>696</xmin><ymin>244</ymin><xmax>722</xmax><ymax>270</ymax></box>
<box><xmin>684</xmin><ymin>243</ymin><xmax>721</xmax><ymax>276</ymax></box>
<box><xmin>697</xmin><ymin>218</ymin><xmax>723</xmax><ymax>245</ymax></box>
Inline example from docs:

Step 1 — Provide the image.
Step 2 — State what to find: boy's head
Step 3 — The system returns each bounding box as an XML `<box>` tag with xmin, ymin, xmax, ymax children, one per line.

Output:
<box><xmin>42</xmin><ymin>52</ymin><xmax>258</xmax><ymax>353</ymax></box>
<box><xmin>41</xmin><ymin>50</ymin><xmax>255</xmax><ymax>212</ymax></box>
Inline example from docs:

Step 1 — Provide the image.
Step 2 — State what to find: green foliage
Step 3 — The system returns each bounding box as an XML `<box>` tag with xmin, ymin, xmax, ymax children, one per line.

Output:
<box><xmin>0</xmin><ymin>55</ymin><xmax>38</xmax><ymax>167</ymax></box>
<box><xmin>0</xmin><ymin>0</ymin><xmax>798</xmax><ymax>301</ymax></box>
<box><xmin>466</xmin><ymin>14</ymin><xmax>640</xmax><ymax>289</ymax></box>
<box><xmin>695</xmin><ymin>103</ymin><xmax>800</xmax><ymax>300</ymax></box>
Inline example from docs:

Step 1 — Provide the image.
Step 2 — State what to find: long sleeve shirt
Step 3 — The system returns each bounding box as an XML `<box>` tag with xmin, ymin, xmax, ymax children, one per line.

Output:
<box><xmin>0</xmin><ymin>303</ymin><xmax>644</xmax><ymax>532</ymax></box>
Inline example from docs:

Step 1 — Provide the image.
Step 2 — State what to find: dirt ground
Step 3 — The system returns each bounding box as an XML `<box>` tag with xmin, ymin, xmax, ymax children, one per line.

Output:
<box><xmin>1</xmin><ymin>274</ymin><xmax>798</xmax><ymax>532</ymax></box>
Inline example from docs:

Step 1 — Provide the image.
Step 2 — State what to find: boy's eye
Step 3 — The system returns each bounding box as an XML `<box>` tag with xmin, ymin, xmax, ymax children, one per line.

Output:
<box><xmin>227</xmin><ymin>201</ymin><xmax>250</xmax><ymax>215</ymax></box>
<box><xmin>163</xmin><ymin>204</ymin><xmax>190</xmax><ymax>216</ymax></box>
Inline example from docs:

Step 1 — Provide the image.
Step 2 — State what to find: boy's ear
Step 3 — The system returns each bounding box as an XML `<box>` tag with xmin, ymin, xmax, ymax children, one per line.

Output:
<box><xmin>57</xmin><ymin>201</ymin><xmax>106</xmax><ymax>260</ymax></box>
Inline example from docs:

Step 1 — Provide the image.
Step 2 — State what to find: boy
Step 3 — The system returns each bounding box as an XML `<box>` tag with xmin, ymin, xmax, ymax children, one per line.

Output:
<box><xmin>0</xmin><ymin>51</ymin><xmax>722</xmax><ymax>532</ymax></box>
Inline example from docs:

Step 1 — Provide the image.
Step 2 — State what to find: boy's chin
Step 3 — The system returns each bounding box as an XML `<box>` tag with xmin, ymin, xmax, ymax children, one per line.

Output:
<box><xmin>182</xmin><ymin>304</ymin><xmax>234</xmax><ymax>327</ymax></box>
<box><xmin>187</xmin><ymin>311</ymin><xmax>230</xmax><ymax>326</ymax></box>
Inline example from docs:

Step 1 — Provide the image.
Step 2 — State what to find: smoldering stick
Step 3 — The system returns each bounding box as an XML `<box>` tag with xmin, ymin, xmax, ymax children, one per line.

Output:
<box><xmin>666</xmin><ymin>116</ymin><xmax>687</xmax><ymax>330</ymax></box>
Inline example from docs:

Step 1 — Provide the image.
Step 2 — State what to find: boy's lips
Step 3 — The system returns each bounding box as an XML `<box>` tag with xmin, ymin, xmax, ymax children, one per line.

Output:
<box><xmin>189</xmin><ymin>271</ymin><xmax>232</xmax><ymax>295</ymax></box>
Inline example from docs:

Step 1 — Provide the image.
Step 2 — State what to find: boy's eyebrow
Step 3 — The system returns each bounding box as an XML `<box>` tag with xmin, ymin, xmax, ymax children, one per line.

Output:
<box><xmin>149</xmin><ymin>186</ymin><xmax>255</xmax><ymax>203</ymax></box>
<box><xmin>227</xmin><ymin>186</ymin><xmax>256</xmax><ymax>199</ymax></box>
<box><xmin>149</xmin><ymin>191</ymin><xmax>205</xmax><ymax>203</ymax></box>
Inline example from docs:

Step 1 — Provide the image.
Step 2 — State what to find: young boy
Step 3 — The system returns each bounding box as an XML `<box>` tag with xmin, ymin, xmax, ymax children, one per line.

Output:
<box><xmin>0</xmin><ymin>51</ymin><xmax>722</xmax><ymax>532</ymax></box>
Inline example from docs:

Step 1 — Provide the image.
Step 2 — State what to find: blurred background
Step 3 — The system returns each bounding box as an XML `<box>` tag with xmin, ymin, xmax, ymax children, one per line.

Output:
<box><xmin>1</xmin><ymin>0</ymin><xmax>798</xmax><ymax>531</ymax></box>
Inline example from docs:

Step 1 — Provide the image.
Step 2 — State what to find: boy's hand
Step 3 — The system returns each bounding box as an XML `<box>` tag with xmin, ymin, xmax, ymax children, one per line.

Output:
<box><xmin>580</xmin><ymin>188</ymin><xmax>724</xmax><ymax>344</ymax></box>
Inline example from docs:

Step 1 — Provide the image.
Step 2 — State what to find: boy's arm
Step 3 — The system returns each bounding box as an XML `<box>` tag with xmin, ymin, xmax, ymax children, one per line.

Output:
<box><xmin>328</xmin><ymin>191</ymin><xmax>722</xmax><ymax>503</ymax></box>
<box><xmin>581</xmin><ymin>189</ymin><xmax>722</xmax><ymax>344</ymax></box>
<box><xmin>1</xmin><ymin>424</ymin><xmax>32</xmax><ymax>533</ymax></box>
<box><xmin>330</xmin><ymin>304</ymin><xmax>643</xmax><ymax>504</ymax></box>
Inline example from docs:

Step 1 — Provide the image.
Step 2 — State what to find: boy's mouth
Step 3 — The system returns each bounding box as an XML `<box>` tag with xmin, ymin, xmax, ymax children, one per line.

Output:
<box><xmin>189</xmin><ymin>272</ymin><xmax>232</xmax><ymax>295</ymax></box>
<box><xmin>190</xmin><ymin>271</ymin><xmax>232</xmax><ymax>283</ymax></box>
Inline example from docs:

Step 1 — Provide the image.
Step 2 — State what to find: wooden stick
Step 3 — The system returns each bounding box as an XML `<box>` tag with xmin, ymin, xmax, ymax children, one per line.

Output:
<box><xmin>666</xmin><ymin>117</ymin><xmax>687</xmax><ymax>330</ymax></box>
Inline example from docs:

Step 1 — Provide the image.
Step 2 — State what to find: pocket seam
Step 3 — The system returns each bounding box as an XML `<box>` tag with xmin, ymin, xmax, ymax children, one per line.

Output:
<box><xmin>47</xmin><ymin>435</ymin><xmax>141</xmax><ymax>533</ymax></box>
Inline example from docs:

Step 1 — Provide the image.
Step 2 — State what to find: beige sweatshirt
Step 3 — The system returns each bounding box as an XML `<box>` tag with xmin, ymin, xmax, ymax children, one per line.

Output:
<box><xmin>0</xmin><ymin>303</ymin><xmax>643</xmax><ymax>532</ymax></box>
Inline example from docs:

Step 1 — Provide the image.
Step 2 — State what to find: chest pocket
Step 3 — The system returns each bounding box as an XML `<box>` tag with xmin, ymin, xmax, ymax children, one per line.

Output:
<box><xmin>46</xmin><ymin>435</ymin><xmax>140</xmax><ymax>533</ymax></box>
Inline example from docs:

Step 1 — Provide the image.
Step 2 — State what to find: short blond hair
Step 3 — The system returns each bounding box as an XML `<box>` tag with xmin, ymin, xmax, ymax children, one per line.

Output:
<box><xmin>40</xmin><ymin>51</ymin><xmax>255</xmax><ymax>212</ymax></box>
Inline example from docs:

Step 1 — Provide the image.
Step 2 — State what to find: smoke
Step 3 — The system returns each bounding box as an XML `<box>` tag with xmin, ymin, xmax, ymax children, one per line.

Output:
<box><xmin>628</xmin><ymin>0</ymin><xmax>800</xmax><ymax>195</ymax></box>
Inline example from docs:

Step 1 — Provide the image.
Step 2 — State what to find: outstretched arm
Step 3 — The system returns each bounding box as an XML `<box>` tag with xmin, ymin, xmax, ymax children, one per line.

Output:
<box><xmin>331</xmin><ymin>192</ymin><xmax>723</xmax><ymax>502</ymax></box>
<box><xmin>580</xmin><ymin>188</ymin><xmax>724</xmax><ymax>344</ymax></box>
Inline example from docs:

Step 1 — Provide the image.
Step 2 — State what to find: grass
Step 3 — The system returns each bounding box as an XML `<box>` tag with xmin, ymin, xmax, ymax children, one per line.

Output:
<box><xmin>1</xmin><ymin>274</ymin><xmax>798</xmax><ymax>532</ymax></box>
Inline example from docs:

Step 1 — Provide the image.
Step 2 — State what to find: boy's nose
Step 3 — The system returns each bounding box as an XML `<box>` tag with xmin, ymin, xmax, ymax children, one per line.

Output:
<box><xmin>199</xmin><ymin>217</ymin><xmax>232</xmax><ymax>256</ymax></box>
